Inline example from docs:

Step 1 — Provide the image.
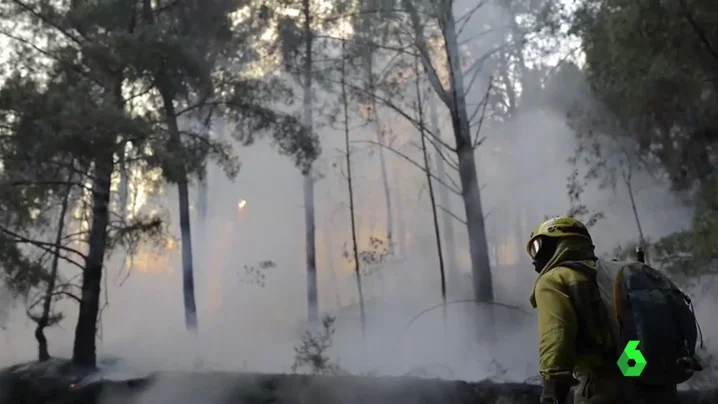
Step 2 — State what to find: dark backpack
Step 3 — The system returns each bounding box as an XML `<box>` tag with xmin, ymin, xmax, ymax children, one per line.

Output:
<box><xmin>563</xmin><ymin>259</ymin><xmax>703</xmax><ymax>387</ymax></box>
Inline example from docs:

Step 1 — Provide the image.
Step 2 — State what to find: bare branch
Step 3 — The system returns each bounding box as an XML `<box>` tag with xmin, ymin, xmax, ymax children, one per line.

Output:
<box><xmin>55</xmin><ymin>290</ymin><xmax>82</xmax><ymax>305</ymax></box>
<box><xmin>471</xmin><ymin>80</ymin><xmax>492</xmax><ymax>149</ymax></box>
<box><xmin>401</xmin><ymin>0</ymin><xmax>449</xmax><ymax>104</ymax></box>
<box><xmin>11</xmin><ymin>0</ymin><xmax>84</xmax><ymax>45</ymax></box>
<box><xmin>0</xmin><ymin>227</ymin><xmax>87</xmax><ymax>263</ymax></box>
<box><xmin>326</xmin><ymin>77</ymin><xmax>456</xmax><ymax>152</ymax></box>
<box><xmin>455</xmin><ymin>0</ymin><xmax>487</xmax><ymax>36</ymax></box>
<box><xmin>351</xmin><ymin>139</ymin><xmax>461</xmax><ymax>195</ymax></box>
<box><xmin>423</xmin><ymin>132</ymin><xmax>460</xmax><ymax>172</ymax></box>
<box><xmin>463</xmin><ymin>45</ymin><xmax>506</xmax><ymax>95</ymax></box>
<box><xmin>313</xmin><ymin>34</ymin><xmax>418</xmax><ymax>56</ymax></box>
<box><xmin>438</xmin><ymin>204</ymin><xmax>466</xmax><ymax>225</ymax></box>
<box><xmin>6</xmin><ymin>180</ymin><xmax>92</xmax><ymax>191</ymax></box>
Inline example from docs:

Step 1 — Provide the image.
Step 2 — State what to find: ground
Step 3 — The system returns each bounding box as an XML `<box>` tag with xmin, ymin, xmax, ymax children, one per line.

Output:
<box><xmin>1</xmin><ymin>360</ymin><xmax>718</xmax><ymax>403</ymax></box>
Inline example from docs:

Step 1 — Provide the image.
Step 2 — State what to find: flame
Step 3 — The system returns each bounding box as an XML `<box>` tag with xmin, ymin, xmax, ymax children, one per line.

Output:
<box><xmin>238</xmin><ymin>199</ymin><xmax>247</xmax><ymax>212</ymax></box>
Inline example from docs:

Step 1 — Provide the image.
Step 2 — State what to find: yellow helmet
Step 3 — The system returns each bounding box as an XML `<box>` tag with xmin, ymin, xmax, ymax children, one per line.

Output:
<box><xmin>526</xmin><ymin>216</ymin><xmax>592</xmax><ymax>259</ymax></box>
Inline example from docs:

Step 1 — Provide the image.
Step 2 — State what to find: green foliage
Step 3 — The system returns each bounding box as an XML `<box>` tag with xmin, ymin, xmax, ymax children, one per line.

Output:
<box><xmin>567</xmin><ymin>0</ymin><xmax>718</xmax><ymax>281</ymax></box>
<box><xmin>565</xmin><ymin>167</ymin><xmax>604</xmax><ymax>229</ymax></box>
<box><xmin>571</xmin><ymin>0</ymin><xmax>718</xmax><ymax>190</ymax></box>
<box><xmin>0</xmin><ymin>0</ymin><xmax>321</xmax><ymax>363</ymax></box>
<box><xmin>645</xmin><ymin>178</ymin><xmax>718</xmax><ymax>282</ymax></box>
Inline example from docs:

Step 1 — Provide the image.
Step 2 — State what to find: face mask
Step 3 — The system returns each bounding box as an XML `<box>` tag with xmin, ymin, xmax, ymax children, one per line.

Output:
<box><xmin>531</xmin><ymin>237</ymin><xmax>557</xmax><ymax>274</ymax></box>
<box><xmin>533</xmin><ymin>260</ymin><xmax>543</xmax><ymax>273</ymax></box>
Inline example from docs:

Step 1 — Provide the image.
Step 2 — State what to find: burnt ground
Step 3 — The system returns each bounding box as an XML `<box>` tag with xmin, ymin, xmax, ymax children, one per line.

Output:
<box><xmin>1</xmin><ymin>361</ymin><xmax>718</xmax><ymax>404</ymax></box>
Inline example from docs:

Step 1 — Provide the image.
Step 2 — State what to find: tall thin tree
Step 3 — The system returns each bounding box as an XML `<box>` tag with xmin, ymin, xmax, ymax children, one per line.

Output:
<box><xmin>427</xmin><ymin>93</ymin><xmax>459</xmax><ymax>297</ymax></box>
<box><xmin>413</xmin><ymin>57</ymin><xmax>447</xmax><ymax>324</ymax></box>
<box><xmin>301</xmin><ymin>0</ymin><xmax>319</xmax><ymax>328</ymax></box>
<box><xmin>341</xmin><ymin>39</ymin><xmax>367</xmax><ymax>340</ymax></box>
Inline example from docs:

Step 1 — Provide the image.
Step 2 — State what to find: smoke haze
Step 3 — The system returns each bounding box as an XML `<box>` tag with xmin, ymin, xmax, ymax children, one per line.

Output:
<box><xmin>0</xmin><ymin>0</ymin><xmax>713</xmax><ymax>394</ymax></box>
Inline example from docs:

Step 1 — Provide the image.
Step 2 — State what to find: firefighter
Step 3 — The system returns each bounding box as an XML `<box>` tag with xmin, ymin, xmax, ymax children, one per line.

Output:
<box><xmin>527</xmin><ymin>216</ymin><xmax>617</xmax><ymax>404</ymax></box>
<box><xmin>527</xmin><ymin>216</ymin><xmax>680</xmax><ymax>404</ymax></box>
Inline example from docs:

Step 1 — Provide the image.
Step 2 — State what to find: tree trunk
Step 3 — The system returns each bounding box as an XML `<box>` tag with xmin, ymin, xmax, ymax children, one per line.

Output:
<box><xmin>141</xmin><ymin>0</ymin><xmax>200</xmax><ymax>349</ymax></box>
<box><xmin>118</xmin><ymin>143</ymin><xmax>129</xmax><ymax>219</ymax></box>
<box><xmin>159</xmin><ymin>89</ymin><xmax>199</xmax><ymax>337</ymax></box>
<box><xmin>302</xmin><ymin>0</ymin><xmax>319</xmax><ymax>328</ymax></box>
<box><xmin>72</xmin><ymin>140</ymin><xmax>113</xmax><ymax>369</ymax></box>
<box><xmin>393</xmin><ymin>170</ymin><xmax>407</xmax><ymax>260</ymax></box>
<box><xmin>36</xmin><ymin>175</ymin><xmax>73</xmax><ymax>361</ymax></box>
<box><xmin>342</xmin><ymin>40</ymin><xmax>367</xmax><ymax>340</ymax></box>
<box><xmin>428</xmin><ymin>93</ymin><xmax>459</xmax><ymax>298</ymax></box>
<box><xmin>366</xmin><ymin>57</ymin><xmax>393</xmax><ymax>250</ymax></box>
<box><xmin>443</xmin><ymin>6</ymin><xmax>493</xmax><ymax>303</ymax></box>
<box><xmin>415</xmin><ymin>58</ymin><xmax>447</xmax><ymax>327</ymax></box>
<box><xmin>197</xmin><ymin>177</ymin><xmax>208</xmax><ymax>223</ymax></box>
<box><xmin>403</xmin><ymin>0</ymin><xmax>493</xmax><ymax>304</ymax></box>
<box><xmin>72</xmin><ymin>70</ymin><xmax>125</xmax><ymax>368</ymax></box>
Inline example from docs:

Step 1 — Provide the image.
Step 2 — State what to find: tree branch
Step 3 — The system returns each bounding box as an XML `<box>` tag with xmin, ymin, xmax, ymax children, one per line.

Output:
<box><xmin>463</xmin><ymin>45</ymin><xmax>505</xmax><ymax>95</ymax></box>
<box><xmin>401</xmin><ymin>0</ymin><xmax>449</xmax><ymax>104</ymax></box>
<box><xmin>422</xmin><ymin>132</ymin><xmax>460</xmax><ymax>171</ymax></box>
<box><xmin>327</xmin><ymin>76</ymin><xmax>456</xmax><ymax>152</ymax></box>
<box><xmin>471</xmin><ymin>80</ymin><xmax>492</xmax><ymax>149</ymax></box>
<box><xmin>0</xmin><ymin>227</ymin><xmax>87</xmax><ymax>262</ymax></box>
<box><xmin>351</xmin><ymin>139</ymin><xmax>461</xmax><ymax>195</ymax></box>
<box><xmin>438</xmin><ymin>204</ymin><xmax>466</xmax><ymax>225</ymax></box>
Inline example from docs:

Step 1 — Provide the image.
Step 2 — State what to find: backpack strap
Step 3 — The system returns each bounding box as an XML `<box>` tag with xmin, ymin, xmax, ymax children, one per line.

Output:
<box><xmin>612</xmin><ymin>263</ymin><xmax>631</xmax><ymax>327</ymax></box>
<box><xmin>560</xmin><ymin>260</ymin><xmax>635</xmax><ymax>358</ymax></box>
<box><xmin>560</xmin><ymin>260</ymin><xmax>631</xmax><ymax>327</ymax></box>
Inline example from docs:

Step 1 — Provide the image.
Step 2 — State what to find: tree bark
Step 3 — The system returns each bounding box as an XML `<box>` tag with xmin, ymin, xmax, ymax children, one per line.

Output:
<box><xmin>428</xmin><ymin>93</ymin><xmax>459</xmax><ymax>298</ymax></box>
<box><xmin>393</xmin><ymin>170</ymin><xmax>407</xmax><ymax>260</ymax></box>
<box><xmin>118</xmin><ymin>143</ymin><xmax>129</xmax><ymax>219</ymax></box>
<box><xmin>403</xmin><ymin>0</ymin><xmax>494</xmax><ymax>303</ymax></box>
<box><xmin>302</xmin><ymin>0</ymin><xmax>319</xmax><ymax>328</ymax></box>
<box><xmin>415</xmin><ymin>58</ymin><xmax>447</xmax><ymax>328</ymax></box>
<box><xmin>159</xmin><ymin>89</ymin><xmax>199</xmax><ymax>347</ymax></box>
<box><xmin>342</xmin><ymin>40</ymin><xmax>367</xmax><ymax>340</ymax></box>
<box><xmin>442</xmin><ymin>5</ymin><xmax>493</xmax><ymax>303</ymax></box>
<box><xmin>139</xmin><ymin>0</ymin><xmax>200</xmax><ymax>368</ymax></box>
<box><xmin>366</xmin><ymin>57</ymin><xmax>394</xmax><ymax>250</ymax></box>
<box><xmin>143</xmin><ymin>0</ymin><xmax>200</xmax><ymax>344</ymax></box>
<box><xmin>72</xmin><ymin>140</ymin><xmax>113</xmax><ymax>368</ymax></box>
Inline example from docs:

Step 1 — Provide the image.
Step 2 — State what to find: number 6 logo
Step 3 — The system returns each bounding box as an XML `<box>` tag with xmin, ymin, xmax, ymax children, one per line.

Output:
<box><xmin>617</xmin><ymin>340</ymin><xmax>647</xmax><ymax>377</ymax></box>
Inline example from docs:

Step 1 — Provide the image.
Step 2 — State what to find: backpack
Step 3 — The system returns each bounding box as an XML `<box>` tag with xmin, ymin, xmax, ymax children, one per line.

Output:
<box><xmin>563</xmin><ymin>259</ymin><xmax>703</xmax><ymax>387</ymax></box>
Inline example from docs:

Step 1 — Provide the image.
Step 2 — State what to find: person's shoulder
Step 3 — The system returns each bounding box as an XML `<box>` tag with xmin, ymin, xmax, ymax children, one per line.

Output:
<box><xmin>540</xmin><ymin>263</ymin><xmax>594</xmax><ymax>286</ymax></box>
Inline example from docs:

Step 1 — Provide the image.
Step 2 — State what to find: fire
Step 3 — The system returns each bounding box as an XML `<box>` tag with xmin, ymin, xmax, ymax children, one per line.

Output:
<box><xmin>238</xmin><ymin>199</ymin><xmax>247</xmax><ymax>212</ymax></box>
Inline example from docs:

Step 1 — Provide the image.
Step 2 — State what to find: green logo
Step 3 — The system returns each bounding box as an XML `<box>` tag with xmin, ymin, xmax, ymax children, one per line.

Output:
<box><xmin>617</xmin><ymin>340</ymin><xmax>647</xmax><ymax>376</ymax></box>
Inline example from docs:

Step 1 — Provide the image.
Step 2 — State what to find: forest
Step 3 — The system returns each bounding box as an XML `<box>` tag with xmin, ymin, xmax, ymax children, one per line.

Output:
<box><xmin>0</xmin><ymin>0</ymin><xmax>716</xmax><ymax>402</ymax></box>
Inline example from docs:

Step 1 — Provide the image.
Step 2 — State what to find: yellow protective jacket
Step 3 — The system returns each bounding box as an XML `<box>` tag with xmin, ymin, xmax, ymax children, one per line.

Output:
<box><xmin>529</xmin><ymin>240</ymin><xmax>615</xmax><ymax>380</ymax></box>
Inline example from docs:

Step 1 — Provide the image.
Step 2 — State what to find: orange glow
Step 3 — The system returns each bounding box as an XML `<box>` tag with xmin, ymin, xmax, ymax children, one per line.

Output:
<box><xmin>133</xmin><ymin>237</ymin><xmax>176</xmax><ymax>273</ymax></box>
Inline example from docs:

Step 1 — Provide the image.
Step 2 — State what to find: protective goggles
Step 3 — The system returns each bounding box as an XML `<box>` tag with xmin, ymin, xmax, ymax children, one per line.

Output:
<box><xmin>528</xmin><ymin>238</ymin><xmax>542</xmax><ymax>259</ymax></box>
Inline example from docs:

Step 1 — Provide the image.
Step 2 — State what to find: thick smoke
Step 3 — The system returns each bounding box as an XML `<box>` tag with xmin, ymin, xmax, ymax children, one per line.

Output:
<box><xmin>0</xmin><ymin>1</ymin><xmax>713</xmax><ymax>399</ymax></box>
